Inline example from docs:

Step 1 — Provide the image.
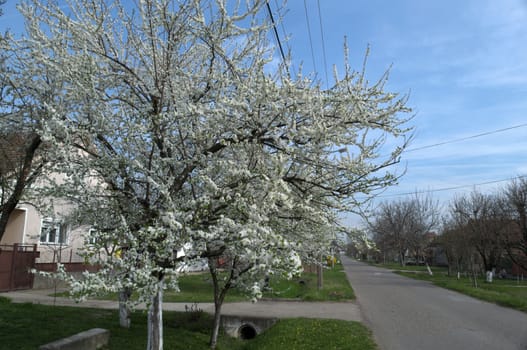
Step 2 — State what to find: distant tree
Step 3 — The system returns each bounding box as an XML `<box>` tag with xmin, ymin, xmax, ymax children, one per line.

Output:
<box><xmin>450</xmin><ymin>191</ymin><xmax>508</xmax><ymax>273</ymax></box>
<box><xmin>437</xmin><ymin>217</ymin><xmax>474</xmax><ymax>276</ymax></box>
<box><xmin>503</xmin><ymin>177</ymin><xmax>527</xmax><ymax>271</ymax></box>
<box><xmin>370</xmin><ymin>194</ymin><xmax>438</xmax><ymax>266</ymax></box>
<box><xmin>346</xmin><ymin>227</ymin><xmax>377</xmax><ymax>261</ymax></box>
<box><xmin>14</xmin><ymin>0</ymin><xmax>412</xmax><ymax>349</ymax></box>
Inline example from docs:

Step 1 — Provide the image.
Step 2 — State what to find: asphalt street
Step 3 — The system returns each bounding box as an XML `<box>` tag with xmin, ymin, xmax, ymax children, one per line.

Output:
<box><xmin>341</xmin><ymin>256</ymin><xmax>527</xmax><ymax>350</ymax></box>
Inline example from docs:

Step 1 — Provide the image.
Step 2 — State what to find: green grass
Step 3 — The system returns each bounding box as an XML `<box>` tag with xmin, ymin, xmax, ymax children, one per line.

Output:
<box><xmin>158</xmin><ymin>263</ymin><xmax>355</xmax><ymax>302</ymax></box>
<box><xmin>396</xmin><ymin>271</ymin><xmax>527</xmax><ymax>312</ymax></box>
<box><xmin>245</xmin><ymin>318</ymin><xmax>376</xmax><ymax>350</ymax></box>
<box><xmin>0</xmin><ymin>297</ymin><xmax>375</xmax><ymax>350</ymax></box>
<box><xmin>262</xmin><ymin>263</ymin><xmax>355</xmax><ymax>301</ymax></box>
<box><xmin>60</xmin><ymin>263</ymin><xmax>355</xmax><ymax>303</ymax></box>
<box><xmin>166</xmin><ymin>274</ymin><xmax>247</xmax><ymax>302</ymax></box>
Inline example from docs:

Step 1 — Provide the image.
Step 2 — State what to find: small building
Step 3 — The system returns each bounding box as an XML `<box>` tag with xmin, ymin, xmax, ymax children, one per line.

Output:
<box><xmin>0</xmin><ymin>133</ymin><xmax>98</xmax><ymax>290</ymax></box>
<box><xmin>2</xmin><ymin>202</ymin><xmax>91</xmax><ymax>265</ymax></box>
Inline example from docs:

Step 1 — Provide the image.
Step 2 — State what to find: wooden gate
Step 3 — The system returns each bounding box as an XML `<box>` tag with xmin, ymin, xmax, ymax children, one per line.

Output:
<box><xmin>0</xmin><ymin>244</ymin><xmax>40</xmax><ymax>292</ymax></box>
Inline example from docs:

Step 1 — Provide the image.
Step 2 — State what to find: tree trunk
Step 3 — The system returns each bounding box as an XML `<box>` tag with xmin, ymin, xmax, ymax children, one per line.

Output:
<box><xmin>444</xmin><ymin>251</ymin><xmax>452</xmax><ymax>276</ymax></box>
<box><xmin>399</xmin><ymin>251</ymin><xmax>406</xmax><ymax>267</ymax></box>
<box><xmin>118</xmin><ymin>287</ymin><xmax>132</xmax><ymax>328</ymax></box>
<box><xmin>317</xmin><ymin>257</ymin><xmax>323</xmax><ymax>290</ymax></box>
<box><xmin>0</xmin><ymin>134</ymin><xmax>41</xmax><ymax>241</ymax></box>
<box><xmin>207</xmin><ymin>256</ymin><xmax>252</xmax><ymax>349</ymax></box>
<box><xmin>147</xmin><ymin>280</ymin><xmax>164</xmax><ymax>350</ymax></box>
<box><xmin>210</xmin><ymin>299</ymin><xmax>223</xmax><ymax>349</ymax></box>
<box><xmin>208</xmin><ymin>257</ymin><xmax>228</xmax><ymax>349</ymax></box>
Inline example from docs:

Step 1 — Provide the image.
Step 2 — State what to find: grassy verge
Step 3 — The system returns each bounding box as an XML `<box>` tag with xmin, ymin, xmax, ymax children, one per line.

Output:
<box><xmin>262</xmin><ymin>263</ymin><xmax>355</xmax><ymax>301</ymax></box>
<box><xmin>166</xmin><ymin>274</ymin><xmax>246</xmax><ymax>302</ymax></box>
<box><xmin>59</xmin><ymin>262</ymin><xmax>355</xmax><ymax>303</ymax></box>
<box><xmin>155</xmin><ymin>262</ymin><xmax>354</xmax><ymax>302</ymax></box>
<box><xmin>245</xmin><ymin>318</ymin><xmax>376</xmax><ymax>350</ymax></box>
<box><xmin>0</xmin><ymin>297</ymin><xmax>375</xmax><ymax>350</ymax></box>
<box><xmin>395</xmin><ymin>271</ymin><xmax>527</xmax><ymax>312</ymax></box>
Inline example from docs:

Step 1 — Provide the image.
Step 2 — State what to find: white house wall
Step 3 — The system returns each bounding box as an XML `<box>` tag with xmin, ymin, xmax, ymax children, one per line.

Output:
<box><xmin>1</xmin><ymin>202</ymin><xmax>90</xmax><ymax>263</ymax></box>
<box><xmin>36</xmin><ymin>225</ymin><xmax>90</xmax><ymax>264</ymax></box>
<box><xmin>1</xmin><ymin>208</ymin><xmax>26</xmax><ymax>245</ymax></box>
<box><xmin>1</xmin><ymin>146</ymin><xmax>106</xmax><ymax>264</ymax></box>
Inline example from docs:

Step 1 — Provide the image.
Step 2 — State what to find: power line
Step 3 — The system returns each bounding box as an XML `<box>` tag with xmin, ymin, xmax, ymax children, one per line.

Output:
<box><xmin>368</xmin><ymin>123</ymin><xmax>527</xmax><ymax>199</ymax></box>
<box><xmin>316</xmin><ymin>0</ymin><xmax>329</xmax><ymax>87</ymax></box>
<box><xmin>266</xmin><ymin>1</ymin><xmax>288</xmax><ymax>75</ymax></box>
<box><xmin>374</xmin><ymin>175</ymin><xmax>527</xmax><ymax>198</ymax></box>
<box><xmin>274</xmin><ymin>0</ymin><xmax>293</xmax><ymax>73</ymax></box>
<box><xmin>406</xmin><ymin>123</ymin><xmax>527</xmax><ymax>153</ymax></box>
<box><xmin>303</xmin><ymin>0</ymin><xmax>317</xmax><ymax>74</ymax></box>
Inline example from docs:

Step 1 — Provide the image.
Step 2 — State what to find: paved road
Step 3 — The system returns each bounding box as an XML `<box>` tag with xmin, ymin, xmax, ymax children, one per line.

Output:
<box><xmin>341</xmin><ymin>256</ymin><xmax>527</xmax><ymax>350</ymax></box>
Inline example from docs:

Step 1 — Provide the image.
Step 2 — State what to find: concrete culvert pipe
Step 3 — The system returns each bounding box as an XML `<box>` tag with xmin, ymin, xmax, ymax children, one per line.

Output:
<box><xmin>238</xmin><ymin>324</ymin><xmax>257</xmax><ymax>340</ymax></box>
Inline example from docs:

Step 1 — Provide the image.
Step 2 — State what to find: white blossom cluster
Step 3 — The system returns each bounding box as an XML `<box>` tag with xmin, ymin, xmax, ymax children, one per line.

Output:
<box><xmin>4</xmin><ymin>0</ymin><xmax>412</xmax><ymax>347</ymax></box>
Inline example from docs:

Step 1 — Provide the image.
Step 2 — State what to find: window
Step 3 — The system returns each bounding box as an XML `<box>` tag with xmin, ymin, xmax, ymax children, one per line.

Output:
<box><xmin>40</xmin><ymin>218</ymin><xmax>67</xmax><ymax>244</ymax></box>
<box><xmin>88</xmin><ymin>228</ymin><xmax>98</xmax><ymax>245</ymax></box>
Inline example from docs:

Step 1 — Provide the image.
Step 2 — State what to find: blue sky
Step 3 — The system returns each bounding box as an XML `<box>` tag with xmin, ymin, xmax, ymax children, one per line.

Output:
<box><xmin>2</xmin><ymin>1</ymin><xmax>527</xmax><ymax>226</ymax></box>
<box><xmin>278</xmin><ymin>0</ymin><xmax>527</xmax><ymax>225</ymax></box>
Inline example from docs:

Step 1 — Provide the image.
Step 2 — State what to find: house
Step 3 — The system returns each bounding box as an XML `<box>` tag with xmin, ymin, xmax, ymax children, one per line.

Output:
<box><xmin>1</xmin><ymin>201</ymin><xmax>92</xmax><ymax>265</ymax></box>
<box><xmin>0</xmin><ymin>133</ymin><xmax>94</xmax><ymax>267</ymax></box>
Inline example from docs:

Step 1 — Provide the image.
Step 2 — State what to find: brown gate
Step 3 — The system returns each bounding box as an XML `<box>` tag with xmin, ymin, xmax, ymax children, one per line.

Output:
<box><xmin>0</xmin><ymin>244</ymin><xmax>40</xmax><ymax>292</ymax></box>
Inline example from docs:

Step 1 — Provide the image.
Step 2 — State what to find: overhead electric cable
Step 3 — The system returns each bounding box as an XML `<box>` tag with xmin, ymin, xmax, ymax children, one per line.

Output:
<box><xmin>375</xmin><ymin>175</ymin><xmax>527</xmax><ymax>198</ymax></box>
<box><xmin>316</xmin><ymin>0</ymin><xmax>329</xmax><ymax>87</ymax></box>
<box><xmin>303</xmin><ymin>0</ymin><xmax>318</xmax><ymax>74</ymax></box>
<box><xmin>405</xmin><ymin>123</ymin><xmax>527</xmax><ymax>153</ymax></box>
<box><xmin>273</xmin><ymin>0</ymin><xmax>295</xmax><ymax>74</ymax></box>
<box><xmin>266</xmin><ymin>1</ymin><xmax>288</xmax><ymax>75</ymax></box>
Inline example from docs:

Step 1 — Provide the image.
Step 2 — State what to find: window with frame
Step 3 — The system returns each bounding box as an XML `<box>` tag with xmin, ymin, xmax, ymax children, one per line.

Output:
<box><xmin>88</xmin><ymin>228</ymin><xmax>98</xmax><ymax>245</ymax></box>
<box><xmin>40</xmin><ymin>218</ymin><xmax>68</xmax><ymax>244</ymax></box>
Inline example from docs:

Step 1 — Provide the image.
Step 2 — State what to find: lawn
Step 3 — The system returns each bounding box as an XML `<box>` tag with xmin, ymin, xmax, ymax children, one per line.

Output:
<box><xmin>395</xmin><ymin>271</ymin><xmax>527</xmax><ymax>313</ymax></box>
<box><xmin>261</xmin><ymin>263</ymin><xmax>355</xmax><ymax>301</ymax></box>
<box><xmin>66</xmin><ymin>262</ymin><xmax>355</xmax><ymax>303</ymax></box>
<box><xmin>159</xmin><ymin>262</ymin><xmax>354</xmax><ymax>302</ymax></box>
<box><xmin>0</xmin><ymin>297</ymin><xmax>376</xmax><ymax>350</ymax></box>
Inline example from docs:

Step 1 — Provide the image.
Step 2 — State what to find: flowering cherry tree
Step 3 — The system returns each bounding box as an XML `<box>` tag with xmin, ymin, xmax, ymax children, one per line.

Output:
<box><xmin>0</xmin><ymin>32</ymin><xmax>51</xmax><ymax>241</ymax></box>
<box><xmin>13</xmin><ymin>0</ymin><xmax>412</xmax><ymax>349</ymax></box>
